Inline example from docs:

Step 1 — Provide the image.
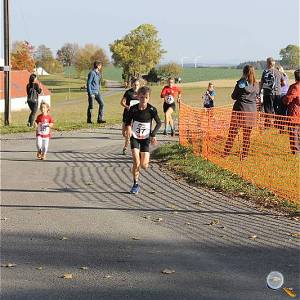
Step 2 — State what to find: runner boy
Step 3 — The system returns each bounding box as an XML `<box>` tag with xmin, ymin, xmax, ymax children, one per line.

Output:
<box><xmin>125</xmin><ymin>86</ymin><xmax>161</xmax><ymax>194</ymax></box>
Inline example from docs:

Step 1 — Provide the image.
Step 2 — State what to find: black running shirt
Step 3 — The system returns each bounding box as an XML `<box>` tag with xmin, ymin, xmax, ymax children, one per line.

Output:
<box><xmin>123</xmin><ymin>88</ymin><xmax>139</xmax><ymax>106</ymax></box>
<box><xmin>125</xmin><ymin>104</ymin><xmax>161</xmax><ymax>139</ymax></box>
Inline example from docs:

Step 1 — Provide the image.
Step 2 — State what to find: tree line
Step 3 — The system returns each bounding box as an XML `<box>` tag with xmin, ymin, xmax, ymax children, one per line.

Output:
<box><xmin>9</xmin><ymin>23</ymin><xmax>299</xmax><ymax>83</ymax></box>
<box><xmin>9</xmin><ymin>24</ymin><xmax>183</xmax><ymax>83</ymax></box>
<box><xmin>237</xmin><ymin>45</ymin><xmax>299</xmax><ymax>70</ymax></box>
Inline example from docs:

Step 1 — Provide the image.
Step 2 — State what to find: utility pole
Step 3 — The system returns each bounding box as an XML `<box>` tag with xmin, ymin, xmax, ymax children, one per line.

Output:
<box><xmin>3</xmin><ymin>0</ymin><xmax>11</xmax><ymax>125</ymax></box>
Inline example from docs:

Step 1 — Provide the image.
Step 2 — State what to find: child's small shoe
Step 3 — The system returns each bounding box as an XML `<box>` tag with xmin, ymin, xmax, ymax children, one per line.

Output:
<box><xmin>40</xmin><ymin>153</ymin><xmax>46</xmax><ymax>160</ymax></box>
<box><xmin>37</xmin><ymin>151</ymin><xmax>42</xmax><ymax>159</ymax></box>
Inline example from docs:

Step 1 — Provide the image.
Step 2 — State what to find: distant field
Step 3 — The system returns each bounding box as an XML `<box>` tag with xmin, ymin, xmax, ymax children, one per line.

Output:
<box><xmin>181</xmin><ymin>67</ymin><xmax>241</xmax><ymax>82</ymax></box>
<box><xmin>63</xmin><ymin>65</ymin><xmax>123</xmax><ymax>82</ymax></box>
<box><xmin>61</xmin><ymin>65</ymin><xmax>295</xmax><ymax>84</ymax></box>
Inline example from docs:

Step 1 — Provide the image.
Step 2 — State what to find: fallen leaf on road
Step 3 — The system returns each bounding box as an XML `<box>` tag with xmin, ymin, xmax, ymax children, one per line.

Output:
<box><xmin>208</xmin><ymin>219</ymin><xmax>219</xmax><ymax>226</ymax></box>
<box><xmin>185</xmin><ymin>222</ymin><xmax>192</xmax><ymax>226</ymax></box>
<box><xmin>80</xmin><ymin>266</ymin><xmax>88</xmax><ymax>270</ymax></box>
<box><xmin>61</xmin><ymin>273</ymin><xmax>73</xmax><ymax>279</ymax></box>
<box><xmin>131</xmin><ymin>237</ymin><xmax>140</xmax><ymax>240</ymax></box>
<box><xmin>1</xmin><ymin>263</ymin><xmax>16</xmax><ymax>268</ymax></box>
<box><xmin>149</xmin><ymin>191</ymin><xmax>156</xmax><ymax>194</ymax></box>
<box><xmin>219</xmin><ymin>226</ymin><xmax>225</xmax><ymax>229</ymax></box>
<box><xmin>167</xmin><ymin>204</ymin><xmax>177</xmax><ymax>209</ymax></box>
<box><xmin>60</xmin><ymin>237</ymin><xmax>68</xmax><ymax>240</ymax></box>
<box><xmin>192</xmin><ymin>201</ymin><xmax>202</xmax><ymax>206</ymax></box>
<box><xmin>161</xmin><ymin>269</ymin><xmax>175</xmax><ymax>274</ymax></box>
<box><xmin>154</xmin><ymin>218</ymin><xmax>163</xmax><ymax>223</ymax></box>
<box><xmin>103</xmin><ymin>275</ymin><xmax>112</xmax><ymax>279</ymax></box>
<box><xmin>143</xmin><ymin>216</ymin><xmax>151</xmax><ymax>220</ymax></box>
<box><xmin>283</xmin><ymin>287</ymin><xmax>297</xmax><ymax>298</ymax></box>
<box><xmin>290</xmin><ymin>232</ymin><xmax>300</xmax><ymax>238</ymax></box>
<box><xmin>85</xmin><ymin>182</ymin><xmax>93</xmax><ymax>186</ymax></box>
<box><xmin>249</xmin><ymin>235</ymin><xmax>257</xmax><ymax>240</ymax></box>
<box><xmin>36</xmin><ymin>267</ymin><xmax>43</xmax><ymax>270</ymax></box>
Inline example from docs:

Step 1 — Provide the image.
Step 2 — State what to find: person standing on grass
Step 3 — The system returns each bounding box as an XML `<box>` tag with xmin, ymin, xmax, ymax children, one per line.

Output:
<box><xmin>35</xmin><ymin>102</ymin><xmax>54</xmax><ymax>160</ymax></box>
<box><xmin>125</xmin><ymin>86</ymin><xmax>161</xmax><ymax>194</ymax></box>
<box><xmin>223</xmin><ymin>65</ymin><xmax>259</xmax><ymax>160</ymax></box>
<box><xmin>283</xmin><ymin>69</ymin><xmax>300</xmax><ymax>155</ymax></box>
<box><xmin>203</xmin><ymin>82</ymin><xmax>216</xmax><ymax>108</ymax></box>
<box><xmin>26</xmin><ymin>74</ymin><xmax>42</xmax><ymax>127</ymax></box>
<box><xmin>259</xmin><ymin>57</ymin><xmax>284</xmax><ymax>127</ymax></box>
<box><xmin>120</xmin><ymin>78</ymin><xmax>141</xmax><ymax>155</ymax></box>
<box><xmin>86</xmin><ymin>61</ymin><xmax>106</xmax><ymax>124</ymax></box>
<box><xmin>160</xmin><ymin>77</ymin><xmax>182</xmax><ymax>136</ymax></box>
<box><xmin>275</xmin><ymin>65</ymin><xmax>289</xmax><ymax>132</ymax></box>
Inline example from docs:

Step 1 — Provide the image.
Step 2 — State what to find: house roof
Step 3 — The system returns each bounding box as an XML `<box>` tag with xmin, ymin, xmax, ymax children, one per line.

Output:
<box><xmin>0</xmin><ymin>70</ymin><xmax>51</xmax><ymax>100</ymax></box>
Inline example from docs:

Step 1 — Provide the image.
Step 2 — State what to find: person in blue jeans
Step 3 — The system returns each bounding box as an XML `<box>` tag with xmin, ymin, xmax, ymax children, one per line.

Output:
<box><xmin>87</xmin><ymin>61</ymin><xmax>106</xmax><ymax>124</ymax></box>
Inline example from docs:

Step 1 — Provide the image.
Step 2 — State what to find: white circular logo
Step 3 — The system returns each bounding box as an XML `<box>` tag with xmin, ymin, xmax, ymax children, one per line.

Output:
<box><xmin>266</xmin><ymin>271</ymin><xmax>284</xmax><ymax>290</ymax></box>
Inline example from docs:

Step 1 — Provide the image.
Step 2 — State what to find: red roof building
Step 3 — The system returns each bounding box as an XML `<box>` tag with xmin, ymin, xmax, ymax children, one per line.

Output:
<box><xmin>0</xmin><ymin>70</ymin><xmax>51</xmax><ymax>112</ymax></box>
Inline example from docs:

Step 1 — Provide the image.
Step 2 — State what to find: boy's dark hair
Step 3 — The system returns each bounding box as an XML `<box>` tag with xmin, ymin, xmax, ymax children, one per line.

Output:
<box><xmin>93</xmin><ymin>61</ymin><xmax>102</xmax><ymax>69</ymax></box>
<box><xmin>294</xmin><ymin>69</ymin><xmax>300</xmax><ymax>82</ymax></box>
<box><xmin>138</xmin><ymin>86</ymin><xmax>151</xmax><ymax>95</ymax></box>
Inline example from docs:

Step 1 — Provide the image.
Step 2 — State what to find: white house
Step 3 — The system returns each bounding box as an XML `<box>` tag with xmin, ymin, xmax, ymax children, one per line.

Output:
<box><xmin>0</xmin><ymin>70</ymin><xmax>51</xmax><ymax>112</ymax></box>
<box><xmin>34</xmin><ymin>67</ymin><xmax>50</xmax><ymax>76</ymax></box>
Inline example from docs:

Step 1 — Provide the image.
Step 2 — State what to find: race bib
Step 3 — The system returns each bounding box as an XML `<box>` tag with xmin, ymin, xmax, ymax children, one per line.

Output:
<box><xmin>165</xmin><ymin>95</ymin><xmax>174</xmax><ymax>104</ymax></box>
<box><xmin>132</xmin><ymin>121</ymin><xmax>151</xmax><ymax>139</ymax></box>
<box><xmin>38</xmin><ymin>122</ymin><xmax>50</xmax><ymax>135</ymax></box>
<box><xmin>130</xmin><ymin>99</ymin><xmax>140</xmax><ymax>107</ymax></box>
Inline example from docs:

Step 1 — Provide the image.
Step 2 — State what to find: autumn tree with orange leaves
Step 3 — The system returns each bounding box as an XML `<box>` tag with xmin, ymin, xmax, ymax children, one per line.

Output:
<box><xmin>11</xmin><ymin>41</ymin><xmax>35</xmax><ymax>72</ymax></box>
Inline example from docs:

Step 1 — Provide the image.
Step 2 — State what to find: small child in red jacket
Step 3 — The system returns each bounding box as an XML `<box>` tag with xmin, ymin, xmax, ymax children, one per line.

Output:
<box><xmin>35</xmin><ymin>102</ymin><xmax>54</xmax><ymax>160</ymax></box>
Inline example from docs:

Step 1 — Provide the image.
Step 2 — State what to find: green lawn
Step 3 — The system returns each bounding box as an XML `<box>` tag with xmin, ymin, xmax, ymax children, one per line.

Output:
<box><xmin>2</xmin><ymin>66</ymin><xmax>295</xmax><ymax>134</ymax></box>
<box><xmin>1</xmin><ymin>70</ymin><xmax>236</xmax><ymax>134</ymax></box>
<box><xmin>153</xmin><ymin>143</ymin><xmax>299</xmax><ymax>213</ymax></box>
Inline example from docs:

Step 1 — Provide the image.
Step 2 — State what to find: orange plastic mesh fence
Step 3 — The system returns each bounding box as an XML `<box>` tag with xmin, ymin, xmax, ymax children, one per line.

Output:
<box><xmin>178</xmin><ymin>102</ymin><xmax>300</xmax><ymax>203</ymax></box>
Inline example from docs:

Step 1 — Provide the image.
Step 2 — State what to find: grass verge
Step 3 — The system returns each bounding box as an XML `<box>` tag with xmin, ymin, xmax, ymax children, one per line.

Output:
<box><xmin>153</xmin><ymin>143</ymin><xmax>299</xmax><ymax>215</ymax></box>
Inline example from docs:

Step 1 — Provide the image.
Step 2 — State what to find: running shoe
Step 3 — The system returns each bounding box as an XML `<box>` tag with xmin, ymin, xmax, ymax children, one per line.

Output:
<box><xmin>171</xmin><ymin>129</ymin><xmax>175</xmax><ymax>137</ymax></box>
<box><xmin>122</xmin><ymin>147</ymin><xmax>127</xmax><ymax>155</ymax></box>
<box><xmin>40</xmin><ymin>153</ymin><xmax>46</xmax><ymax>160</ymax></box>
<box><xmin>130</xmin><ymin>183</ymin><xmax>140</xmax><ymax>194</ymax></box>
<box><xmin>37</xmin><ymin>151</ymin><xmax>42</xmax><ymax>159</ymax></box>
<box><xmin>163</xmin><ymin>130</ymin><xmax>167</xmax><ymax>135</ymax></box>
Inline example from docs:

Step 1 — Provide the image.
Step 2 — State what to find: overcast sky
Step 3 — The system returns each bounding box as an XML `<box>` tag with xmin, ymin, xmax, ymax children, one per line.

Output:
<box><xmin>1</xmin><ymin>0</ymin><xmax>299</xmax><ymax>65</ymax></box>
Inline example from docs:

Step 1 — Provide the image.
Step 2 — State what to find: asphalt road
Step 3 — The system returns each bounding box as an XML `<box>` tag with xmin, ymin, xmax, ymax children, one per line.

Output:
<box><xmin>1</xmin><ymin>128</ymin><xmax>299</xmax><ymax>300</ymax></box>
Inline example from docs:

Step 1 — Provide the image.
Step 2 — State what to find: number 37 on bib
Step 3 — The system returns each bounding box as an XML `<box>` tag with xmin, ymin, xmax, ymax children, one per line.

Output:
<box><xmin>132</xmin><ymin>121</ymin><xmax>151</xmax><ymax>139</ymax></box>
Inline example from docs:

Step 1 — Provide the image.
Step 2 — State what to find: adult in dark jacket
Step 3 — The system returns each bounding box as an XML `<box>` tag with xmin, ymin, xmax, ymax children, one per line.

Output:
<box><xmin>86</xmin><ymin>61</ymin><xmax>105</xmax><ymax>124</ymax></box>
<box><xmin>26</xmin><ymin>73</ymin><xmax>42</xmax><ymax>127</ymax></box>
<box><xmin>223</xmin><ymin>65</ymin><xmax>259</xmax><ymax>159</ymax></box>
<box><xmin>259</xmin><ymin>57</ymin><xmax>284</xmax><ymax>128</ymax></box>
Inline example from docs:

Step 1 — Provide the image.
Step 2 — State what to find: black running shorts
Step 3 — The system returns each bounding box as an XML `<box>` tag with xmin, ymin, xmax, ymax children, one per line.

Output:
<box><xmin>122</xmin><ymin>109</ymin><xmax>129</xmax><ymax>123</ymax></box>
<box><xmin>130</xmin><ymin>136</ymin><xmax>150</xmax><ymax>152</ymax></box>
<box><xmin>163</xmin><ymin>102</ymin><xmax>176</xmax><ymax>113</ymax></box>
